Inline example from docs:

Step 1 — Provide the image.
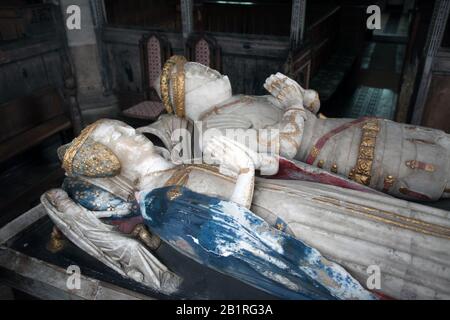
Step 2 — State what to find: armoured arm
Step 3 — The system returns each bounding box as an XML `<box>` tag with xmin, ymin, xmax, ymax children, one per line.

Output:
<box><xmin>263</xmin><ymin>73</ymin><xmax>307</xmax><ymax>159</ymax></box>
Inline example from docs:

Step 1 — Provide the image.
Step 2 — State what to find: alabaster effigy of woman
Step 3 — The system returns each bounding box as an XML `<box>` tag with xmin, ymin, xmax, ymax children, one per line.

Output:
<box><xmin>148</xmin><ymin>56</ymin><xmax>450</xmax><ymax>202</ymax></box>
<box><xmin>41</xmin><ymin>119</ymin><xmax>450</xmax><ymax>300</ymax></box>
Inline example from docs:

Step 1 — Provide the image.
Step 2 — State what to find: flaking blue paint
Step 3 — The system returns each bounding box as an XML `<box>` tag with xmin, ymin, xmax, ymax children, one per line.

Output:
<box><xmin>138</xmin><ymin>186</ymin><xmax>375</xmax><ymax>300</ymax></box>
<box><xmin>63</xmin><ymin>177</ymin><xmax>140</xmax><ymax>219</ymax></box>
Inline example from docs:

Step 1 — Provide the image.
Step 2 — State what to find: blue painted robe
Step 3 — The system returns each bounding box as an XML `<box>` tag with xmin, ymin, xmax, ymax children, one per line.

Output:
<box><xmin>63</xmin><ymin>177</ymin><xmax>140</xmax><ymax>219</ymax></box>
<box><xmin>138</xmin><ymin>186</ymin><xmax>375</xmax><ymax>300</ymax></box>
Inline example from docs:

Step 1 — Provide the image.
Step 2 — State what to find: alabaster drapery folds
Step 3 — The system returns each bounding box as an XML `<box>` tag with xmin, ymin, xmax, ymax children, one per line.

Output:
<box><xmin>41</xmin><ymin>119</ymin><xmax>450</xmax><ymax>299</ymax></box>
<box><xmin>151</xmin><ymin>56</ymin><xmax>450</xmax><ymax>201</ymax></box>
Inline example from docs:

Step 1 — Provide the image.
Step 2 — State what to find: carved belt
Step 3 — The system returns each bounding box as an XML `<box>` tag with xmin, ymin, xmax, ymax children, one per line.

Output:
<box><xmin>348</xmin><ymin>119</ymin><xmax>380</xmax><ymax>186</ymax></box>
<box><xmin>305</xmin><ymin>117</ymin><xmax>372</xmax><ymax>165</ymax></box>
<box><xmin>305</xmin><ymin>117</ymin><xmax>380</xmax><ymax>186</ymax></box>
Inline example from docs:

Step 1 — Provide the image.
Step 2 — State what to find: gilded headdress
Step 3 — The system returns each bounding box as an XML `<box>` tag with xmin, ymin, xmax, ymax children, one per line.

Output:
<box><xmin>160</xmin><ymin>55</ymin><xmax>187</xmax><ymax>118</ymax></box>
<box><xmin>60</xmin><ymin>122</ymin><xmax>121</xmax><ymax>178</ymax></box>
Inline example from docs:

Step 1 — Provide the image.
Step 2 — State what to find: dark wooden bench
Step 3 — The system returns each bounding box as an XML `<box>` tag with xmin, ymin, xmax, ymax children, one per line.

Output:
<box><xmin>0</xmin><ymin>87</ymin><xmax>72</xmax><ymax>226</ymax></box>
<box><xmin>0</xmin><ymin>87</ymin><xmax>71</xmax><ymax>163</ymax></box>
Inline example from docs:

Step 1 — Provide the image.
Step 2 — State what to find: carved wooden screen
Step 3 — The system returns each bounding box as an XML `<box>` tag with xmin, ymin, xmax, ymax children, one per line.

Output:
<box><xmin>122</xmin><ymin>33</ymin><xmax>171</xmax><ymax>121</ymax></box>
<box><xmin>139</xmin><ymin>33</ymin><xmax>171</xmax><ymax>100</ymax></box>
<box><xmin>186</xmin><ymin>34</ymin><xmax>221</xmax><ymax>71</ymax></box>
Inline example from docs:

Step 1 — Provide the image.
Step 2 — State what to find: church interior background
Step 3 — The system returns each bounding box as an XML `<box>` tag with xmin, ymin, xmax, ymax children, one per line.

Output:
<box><xmin>0</xmin><ymin>0</ymin><xmax>449</xmax><ymax>300</ymax></box>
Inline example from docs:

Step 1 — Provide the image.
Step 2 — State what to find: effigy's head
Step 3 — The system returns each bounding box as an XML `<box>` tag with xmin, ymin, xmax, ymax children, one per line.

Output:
<box><xmin>154</xmin><ymin>56</ymin><xmax>232</xmax><ymax>121</ymax></box>
<box><xmin>58</xmin><ymin>119</ymin><xmax>172</xmax><ymax>182</ymax></box>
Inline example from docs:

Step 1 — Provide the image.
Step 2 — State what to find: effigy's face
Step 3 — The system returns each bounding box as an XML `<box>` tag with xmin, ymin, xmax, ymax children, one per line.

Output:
<box><xmin>60</xmin><ymin>119</ymin><xmax>172</xmax><ymax>182</ymax></box>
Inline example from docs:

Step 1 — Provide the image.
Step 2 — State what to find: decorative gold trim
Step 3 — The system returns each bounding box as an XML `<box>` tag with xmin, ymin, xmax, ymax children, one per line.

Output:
<box><xmin>331</xmin><ymin>163</ymin><xmax>338</xmax><ymax>173</ymax></box>
<box><xmin>383</xmin><ymin>175</ymin><xmax>395</xmax><ymax>192</ymax></box>
<box><xmin>405</xmin><ymin>160</ymin><xmax>435</xmax><ymax>172</ymax></box>
<box><xmin>62</xmin><ymin>122</ymin><xmax>99</xmax><ymax>175</ymax></box>
<box><xmin>310</xmin><ymin>146</ymin><xmax>320</xmax><ymax>158</ymax></box>
<box><xmin>317</xmin><ymin>160</ymin><xmax>324</xmax><ymax>168</ymax></box>
<box><xmin>313</xmin><ymin>195</ymin><xmax>450</xmax><ymax>240</ymax></box>
<box><xmin>167</xmin><ymin>185</ymin><xmax>183</xmax><ymax>200</ymax></box>
<box><xmin>279</xmin><ymin>110</ymin><xmax>302</xmax><ymax>150</ymax></box>
<box><xmin>349</xmin><ymin>119</ymin><xmax>380</xmax><ymax>186</ymax></box>
<box><xmin>131</xmin><ymin>224</ymin><xmax>161</xmax><ymax>250</ymax></box>
<box><xmin>348</xmin><ymin>168</ymin><xmax>355</xmax><ymax>179</ymax></box>
<box><xmin>160</xmin><ymin>55</ymin><xmax>187</xmax><ymax>115</ymax></box>
<box><xmin>46</xmin><ymin>226</ymin><xmax>66</xmax><ymax>253</ymax></box>
<box><xmin>174</xmin><ymin>59</ymin><xmax>186</xmax><ymax>117</ymax></box>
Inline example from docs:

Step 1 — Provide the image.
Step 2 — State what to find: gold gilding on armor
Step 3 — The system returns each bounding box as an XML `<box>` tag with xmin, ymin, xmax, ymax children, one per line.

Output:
<box><xmin>405</xmin><ymin>160</ymin><xmax>435</xmax><ymax>172</ymax></box>
<box><xmin>331</xmin><ymin>164</ymin><xmax>338</xmax><ymax>173</ymax></box>
<box><xmin>160</xmin><ymin>55</ymin><xmax>187</xmax><ymax>117</ymax></box>
<box><xmin>350</xmin><ymin>119</ymin><xmax>380</xmax><ymax>186</ymax></box>
<box><xmin>383</xmin><ymin>175</ymin><xmax>395</xmax><ymax>192</ymax></box>
<box><xmin>348</xmin><ymin>168</ymin><xmax>355</xmax><ymax>179</ymax></box>
<box><xmin>317</xmin><ymin>160</ymin><xmax>324</xmax><ymax>168</ymax></box>
<box><xmin>310</xmin><ymin>146</ymin><xmax>320</xmax><ymax>158</ymax></box>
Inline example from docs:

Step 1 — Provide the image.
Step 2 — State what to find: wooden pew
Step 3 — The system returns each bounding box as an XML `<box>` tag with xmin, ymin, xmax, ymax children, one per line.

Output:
<box><xmin>0</xmin><ymin>87</ymin><xmax>72</xmax><ymax>226</ymax></box>
<box><xmin>0</xmin><ymin>87</ymin><xmax>71</xmax><ymax>163</ymax></box>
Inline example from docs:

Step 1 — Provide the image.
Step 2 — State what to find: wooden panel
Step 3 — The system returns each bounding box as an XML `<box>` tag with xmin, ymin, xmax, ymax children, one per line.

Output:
<box><xmin>107</xmin><ymin>43</ymin><xmax>144</xmax><ymax>94</ymax></box>
<box><xmin>0</xmin><ymin>115</ymin><xmax>71</xmax><ymax>163</ymax></box>
<box><xmin>105</xmin><ymin>0</ymin><xmax>182</xmax><ymax>32</ymax></box>
<box><xmin>222</xmin><ymin>54</ymin><xmax>285</xmax><ymax>95</ymax></box>
<box><xmin>421</xmin><ymin>74</ymin><xmax>450</xmax><ymax>133</ymax></box>
<box><xmin>103</xmin><ymin>27</ymin><xmax>289</xmax><ymax>97</ymax></box>
<box><xmin>0</xmin><ymin>6</ymin><xmax>26</xmax><ymax>41</ymax></box>
<box><xmin>0</xmin><ymin>87</ymin><xmax>66</xmax><ymax>142</ymax></box>
<box><xmin>42</xmin><ymin>51</ymin><xmax>65</xmax><ymax>89</ymax></box>
<box><xmin>193</xmin><ymin>0</ymin><xmax>292</xmax><ymax>36</ymax></box>
<box><xmin>0</xmin><ymin>38</ymin><xmax>64</xmax><ymax>105</ymax></box>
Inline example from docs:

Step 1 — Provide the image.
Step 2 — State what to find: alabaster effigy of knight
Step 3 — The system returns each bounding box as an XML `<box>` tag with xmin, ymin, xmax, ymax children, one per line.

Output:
<box><xmin>146</xmin><ymin>55</ymin><xmax>450</xmax><ymax>202</ymax></box>
<box><xmin>41</xmin><ymin>116</ymin><xmax>450</xmax><ymax>300</ymax></box>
